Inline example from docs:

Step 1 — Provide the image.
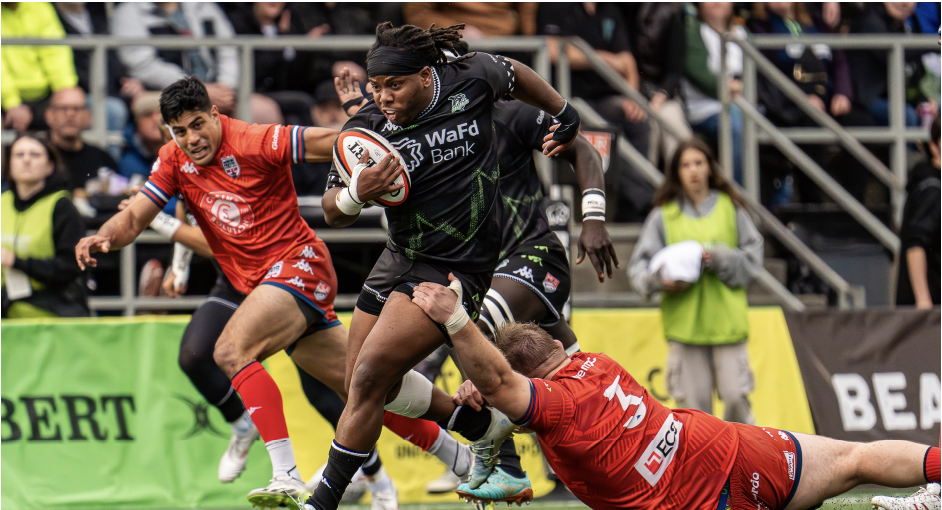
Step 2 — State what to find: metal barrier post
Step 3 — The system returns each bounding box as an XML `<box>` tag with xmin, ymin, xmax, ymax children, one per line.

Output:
<box><xmin>120</xmin><ymin>243</ymin><xmax>136</xmax><ymax>316</ymax></box>
<box><xmin>718</xmin><ymin>37</ymin><xmax>734</xmax><ymax>179</ymax></box>
<box><xmin>534</xmin><ymin>45</ymin><xmax>551</xmax><ymax>83</ymax></box>
<box><xmin>888</xmin><ymin>43</ymin><xmax>907</xmax><ymax>228</ymax></box>
<box><xmin>556</xmin><ymin>39</ymin><xmax>571</xmax><ymax>100</ymax></box>
<box><xmin>237</xmin><ymin>43</ymin><xmax>254</xmax><ymax>124</ymax></box>
<box><xmin>742</xmin><ymin>53</ymin><xmax>759</xmax><ymax>202</ymax></box>
<box><xmin>89</xmin><ymin>42</ymin><xmax>108</xmax><ymax>148</ymax></box>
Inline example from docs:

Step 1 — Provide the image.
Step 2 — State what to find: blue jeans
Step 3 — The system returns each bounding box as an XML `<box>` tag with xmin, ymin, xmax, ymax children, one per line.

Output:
<box><xmin>692</xmin><ymin>104</ymin><xmax>743</xmax><ymax>185</ymax></box>
<box><xmin>868</xmin><ymin>98</ymin><xmax>918</xmax><ymax>127</ymax></box>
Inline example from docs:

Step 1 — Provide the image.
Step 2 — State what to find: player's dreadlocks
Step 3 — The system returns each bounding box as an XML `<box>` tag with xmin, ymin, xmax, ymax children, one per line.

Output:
<box><xmin>368</xmin><ymin>22</ymin><xmax>469</xmax><ymax>65</ymax></box>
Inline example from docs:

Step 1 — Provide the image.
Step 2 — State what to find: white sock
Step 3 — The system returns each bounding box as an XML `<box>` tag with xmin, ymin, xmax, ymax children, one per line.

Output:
<box><xmin>427</xmin><ymin>428</ymin><xmax>469</xmax><ymax>477</ymax></box>
<box><xmin>265</xmin><ymin>438</ymin><xmax>300</xmax><ymax>481</ymax></box>
<box><xmin>365</xmin><ymin>467</ymin><xmax>394</xmax><ymax>494</ymax></box>
<box><xmin>231</xmin><ymin>410</ymin><xmax>254</xmax><ymax>436</ymax></box>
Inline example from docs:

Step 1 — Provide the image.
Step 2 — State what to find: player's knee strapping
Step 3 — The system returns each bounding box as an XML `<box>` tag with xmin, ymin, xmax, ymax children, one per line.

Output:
<box><xmin>384</xmin><ymin>370</ymin><xmax>433</xmax><ymax>418</ymax></box>
<box><xmin>479</xmin><ymin>288</ymin><xmax>515</xmax><ymax>337</ymax></box>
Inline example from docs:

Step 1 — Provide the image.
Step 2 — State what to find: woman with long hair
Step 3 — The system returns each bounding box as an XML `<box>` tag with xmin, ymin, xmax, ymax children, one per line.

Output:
<box><xmin>1</xmin><ymin>133</ymin><xmax>88</xmax><ymax>317</ymax></box>
<box><xmin>629</xmin><ymin>138</ymin><xmax>762</xmax><ymax>424</ymax></box>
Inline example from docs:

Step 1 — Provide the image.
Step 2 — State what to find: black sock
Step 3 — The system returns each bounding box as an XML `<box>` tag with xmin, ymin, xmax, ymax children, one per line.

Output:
<box><xmin>437</xmin><ymin>405</ymin><xmax>492</xmax><ymax>442</ymax></box>
<box><xmin>219</xmin><ymin>391</ymin><xmax>247</xmax><ymax>424</ymax></box>
<box><xmin>361</xmin><ymin>448</ymin><xmax>382</xmax><ymax>476</ymax></box>
<box><xmin>306</xmin><ymin>441</ymin><xmax>369</xmax><ymax>510</ymax></box>
<box><xmin>496</xmin><ymin>438</ymin><xmax>524</xmax><ymax>478</ymax></box>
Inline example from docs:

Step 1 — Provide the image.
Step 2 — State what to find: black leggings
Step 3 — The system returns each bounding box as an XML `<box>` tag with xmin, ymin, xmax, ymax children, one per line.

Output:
<box><xmin>177</xmin><ymin>289</ymin><xmax>346</xmax><ymax>429</ymax></box>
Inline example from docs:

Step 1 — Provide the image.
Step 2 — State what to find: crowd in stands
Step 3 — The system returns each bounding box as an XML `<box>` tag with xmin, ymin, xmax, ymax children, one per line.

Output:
<box><xmin>0</xmin><ymin>2</ymin><xmax>939</xmax><ymax>316</ymax></box>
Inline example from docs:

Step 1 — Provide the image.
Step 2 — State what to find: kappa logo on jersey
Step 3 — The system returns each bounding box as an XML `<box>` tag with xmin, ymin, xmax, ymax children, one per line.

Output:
<box><xmin>271</xmin><ymin>125</ymin><xmax>281</xmax><ymax>150</ymax></box>
<box><xmin>602</xmin><ymin>374</ymin><xmax>647</xmax><ymax>429</ymax></box>
<box><xmin>392</xmin><ymin>137</ymin><xmax>424</xmax><ymax>172</ymax></box>
<box><xmin>264</xmin><ymin>261</ymin><xmax>283</xmax><ymax>279</ymax></box>
<box><xmin>221</xmin><ymin>155</ymin><xmax>241</xmax><ymax>178</ymax></box>
<box><xmin>292</xmin><ymin>260</ymin><xmax>314</xmax><ymax>275</ymax></box>
<box><xmin>449</xmin><ymin>93</ymin><xmax>469</xmax><ymax>112</ymax></box>
<box><xmin>181</xmin><ymin>161</ymin><xmax>199</xmax><ymax>174</ymax></box>
<box><xmin>543</xmin><ymin>273</ymin><xmax>560</xmax><ymax>293</ymax></box>
<box><xmin>314</xmin><ymin>280</ymin><xmax>331</xmax><ymax>301</ymax></box>
<box><xmin>151</xmin><ymin>157</ymin><xmax>161</xmax><ymax>174</ymax></box>
<box><xmin>513</xmin><ymin>266</ymin><xmax>535</xmax><ymax>282</ymax></box>
<box><xmin>199</xmin><ymin>191</ymin><xmax>255</xmax><ymax>237</ymax></box>
<box><xmin>299</xmin><ymin>246</ymin><xmax>317</xmax><ymax>259</ymax></box>
<box><xmin>778</xmin><ymin>431</ymin><xmax>790</xmax><ymax>441</ymax></box>
<box><xmin>783</xmin><ymin>451</ymin><xmax>796</xmax><ymax>480</ymax></box>
<box><xmin>287</xmin><ymin>276</ymin><xmax>305</xmax><ymax>290</ymax></box>
<box><xmin>634</xmin><ymin>414</ymin><xmax>682</xmax><ymax>486</ymax></box>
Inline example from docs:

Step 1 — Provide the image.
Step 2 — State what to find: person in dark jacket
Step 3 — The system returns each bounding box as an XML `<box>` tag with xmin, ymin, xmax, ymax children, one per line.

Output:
<box><xmin>896</xmin><ymin>117</ymin><xmax>940</xmax><ymax>308</ymax></box>
<box><xmin>1</xmin><ymin>133</ymin><xmax>88</xmax><ymax>318</ymax></box>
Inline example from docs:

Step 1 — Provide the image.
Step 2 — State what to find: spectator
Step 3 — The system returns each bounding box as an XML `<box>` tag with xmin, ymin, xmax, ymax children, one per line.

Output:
<box><xmin>682</xmin><ymin>2</ymin><xmax>746</xmax><ymax>183</ymax></box>
<box><xmin>896</xmin><ymin>117</ymin><xmax>940</xmax><ymax>308</ymax></box>
<box><xmin>311</xmin><ymin>80</ymin><xmax>345</xmax><ymax>129</ymax></box>
<box><xmin>849</xmin><ymin>2</ymin><xmax>926</xmax><ymax>127</ymax></box>
<box><xmin>1</xmin><ymin>2</ymin><xmax>79</xmax><ymax>132</ymax></box>
<box><xmin>629</xmin><ymin>138</ymin><xmax>762</xmax><ymax>424</ymax></box>
<box><xmin>403</xmin><ymin>3</ymin><xmax>537</xmax><ymax>39</ymax></box>
<box><xmin>44</xmin><ymin>87</ymin><xmax>119</xmax><ymax>216</ymax></box>
<box><xmin>53</xmin><ymin>2</ymin><xmax>134</xmax><ymax>135</ymax></box>
<box><xmin>1</xmin><ymin>133</ymin><xmax>88</xmax><ymax>318</ymax></box>
<box><xmin>537</xmin><ymin>3</ymin><xmax>651</xmax><ymax>159</ymax></box>
<box><xmin>118</xmin><ymin>92</ymin><xmax>164</xmax><ymax>184</ymax></box>
<box><xmin>111</xmin><ymin>2</ymin><xmax>243</xmax><ymax>116</ymax></box>
<box><xmin>623</xmin><ymin>2</ymin><xmax>694</xmax><ymax>166</ymax></box>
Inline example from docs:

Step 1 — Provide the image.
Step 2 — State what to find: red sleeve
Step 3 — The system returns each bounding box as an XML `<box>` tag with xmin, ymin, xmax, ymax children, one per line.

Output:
<box><xmin>140</xmin><ymin>144</ymin><xmax>179</xmax><ymax>209</ymax></box>
<box><xmin>242</xmin><ymin>123</ymin><xmax>306</xmax><ymax>168</ymax></box>
<box><xmin>514</xmin><ymin>378</ymin><xmax>573</xmax><ymax>446</ymax></box>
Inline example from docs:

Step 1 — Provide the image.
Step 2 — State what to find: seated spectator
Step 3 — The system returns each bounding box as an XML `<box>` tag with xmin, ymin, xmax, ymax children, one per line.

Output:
<box><xmin>311</xmin><ymin>80</ymin><xmax>345</xmax><ymax>129</ymax></box>
<box><xmin>227</xmin><ymin>2</ymin><xmax>317</xmax><ymax>125</ymax></box>
<box><xmin>44</xmin><ymin>87</ymin><xmax>120</xmax><ymax>217</ymax></box>
<box><xmin>111</xmin><ymin>2</ymin><xmax>243</xmax><ymax>116</ymax></box>
<box><xmin>682</xmin><ymin>2</ymin><xmax>746</xmax><ymax>183</ymax></box>
<box><xmin>118</xmin><ymin>92</ymin><xmax>163</xmax><ymax>185</ymax></box>
<box><xmin>623</xmin><ymin>2</ymin><xmax>694</xmax><ymax>166</ymax></box>
<box><xmin>849</xmin><ymin>2</ymin><xmax>928</xmax><ymax>127</ymax></box>
<box><xmin>1</xmin><ymin>2</ymin><xmax>79</xmax><ymax>132</ymax></box>
<box><xmin>896</xmin><ymin>117</ymin><xmax>940</xmax><ymax>308</ymax></box>
<box><xmin>1</xmin><ymin>133</ymin><xmax>88</xmax><ymax>318</ymax></box>
<box><xmin>54</xmin><ymin>2</ymin><xmax>135</xmax><ymax>137</ymax></box>
<box><xmin>537</xmin><ymin>3</ymin><xmax>651</xmax><ymax>159</ymax></box>
<box><xmin>403</xmin><ymin>2</ymin><xmax>536</xmax><ymax>39</ymax></box>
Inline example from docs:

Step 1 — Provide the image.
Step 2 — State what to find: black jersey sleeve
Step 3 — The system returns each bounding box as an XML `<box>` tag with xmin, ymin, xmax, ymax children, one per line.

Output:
<box><xmin>504</xmin><ymin>101</ymin><xmax>558</xmax><ymax>151</ymax></box>
<box><xmin>464</xmin><ymin>52</ymin><xmax>516</xmax><ymax>101</ymax></box>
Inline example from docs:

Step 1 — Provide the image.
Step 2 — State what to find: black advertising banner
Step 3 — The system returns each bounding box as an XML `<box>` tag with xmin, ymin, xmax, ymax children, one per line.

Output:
<box><xmin>785</xmin><ymin>309</ymin><xmax>940</xmax><ymax>444</ymax></box>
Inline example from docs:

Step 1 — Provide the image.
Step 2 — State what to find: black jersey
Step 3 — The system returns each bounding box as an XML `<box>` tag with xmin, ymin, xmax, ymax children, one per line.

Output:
<box><xmin>328</xmin><ymin>53</ymin><xmax>514</xmax><ymax>273</ymax></box>
<box><xmin>493</xmin><ymin>100</ymin><xmax>558</xmax><ymax>259</ymax></box>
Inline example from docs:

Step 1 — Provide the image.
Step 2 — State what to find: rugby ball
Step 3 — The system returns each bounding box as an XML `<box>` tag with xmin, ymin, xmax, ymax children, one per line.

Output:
<box><xmin>333</xmin><ymin>128</ymin><xmax>410</xmax><ymax>207</ymax></box>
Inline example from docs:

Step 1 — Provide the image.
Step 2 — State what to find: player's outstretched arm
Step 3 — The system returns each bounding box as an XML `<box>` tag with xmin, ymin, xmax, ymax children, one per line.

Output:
<box><xmin>506</xmin><ymin>58</ymin><xmax>581</xmax><ymax>158</ymax></box>
<box><xmin>411</xmin><ymin>277</ymin><xmax>532</xmax><ymax>421</ymax></box>
<box><xmin>75</xmin><ymin>194</ymin><xmax>161</xmax><ymax>270</ymax></box>
<box><xmin>302</xmin><ymin>127</ymin><xmax>341</xmax><ymax>163</ymax></box>
<box><xmin>554</xmin><ymin>127</ymin><xmax>620</xmax><ymax>282</ymax></box>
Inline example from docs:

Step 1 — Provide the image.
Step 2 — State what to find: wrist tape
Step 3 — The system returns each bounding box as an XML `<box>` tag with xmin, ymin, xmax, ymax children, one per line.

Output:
<box><xmin>150</xmin><ymin>212</ymin><xmax>182</xmax><ymax>239</ymax></box>
<box><xmin>444</xmin><ymin>279</ymin><xmax>470</xmax><ymax>335</ymax></box>
<box><xmin>336</xmin><ymin>162</ymin><xmax>367</xmax><ymax>215</ymax></box>
<box><xmin>582</xmin><ymin>188</ymin><xmax>606</xmax><ymax>222</ymax></box>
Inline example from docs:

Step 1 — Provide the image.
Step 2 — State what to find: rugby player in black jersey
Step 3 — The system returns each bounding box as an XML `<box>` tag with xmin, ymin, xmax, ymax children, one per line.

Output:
<box><xmin>308</xmin><ymin>23</ymin><xmax>583</xmax><ymax>510</ymax></box>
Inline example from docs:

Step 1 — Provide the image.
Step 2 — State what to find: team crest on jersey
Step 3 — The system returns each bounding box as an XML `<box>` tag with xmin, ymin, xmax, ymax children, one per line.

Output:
<box><xmin>543</xmin><ymin>273</ymin><xmax>560</xmax><ymax>293</ymax></box>
<box><xmin>265</xmin><ymin>261</ymin><xmax>283</xmax><ymax>279</ymax></box>
<box><xmin>314</xmin><ymin>280</ymin><xmax>331</xmax><ymax>301</ymax></box>
<box><xmin>199</xmin><ymin>191</ymin><xmax>255</xmax><ymax>237</ymax></box>
<box><xmin>221</xmin><ymin>155</ymin><xmax>241</xmax><ymax>178</ymax></box>
<box><xmin>449</xmin><ymin>93</ymin><xmax>469</xmax><ymax>113</ymax></box>
<box><xmin>151</xmin><ymin>158</ymin><xmax>161</xmax><ymax>174</ymax></box>
<box><xmin>181</xmin><ymin>161</ymin><xmax>199</xmax><ymax>174</ymax></box>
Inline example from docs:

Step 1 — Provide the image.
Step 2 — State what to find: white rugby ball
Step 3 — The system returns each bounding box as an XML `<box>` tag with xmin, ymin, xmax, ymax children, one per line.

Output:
<box><xmin>333</xmin><ymin>127</ymin><xmax>410</xmax><ymax>207</ymax></box>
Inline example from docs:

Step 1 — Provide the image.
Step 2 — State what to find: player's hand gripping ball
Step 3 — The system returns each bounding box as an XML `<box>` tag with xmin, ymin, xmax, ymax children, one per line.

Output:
<box><xmin>333</xmin><ymin>128</ymin><xmax>410</xmax><ymax>207</ymax></box>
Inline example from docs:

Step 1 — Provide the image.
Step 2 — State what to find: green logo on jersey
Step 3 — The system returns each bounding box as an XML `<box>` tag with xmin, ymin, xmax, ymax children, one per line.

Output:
<box><xmin>521</xmin><ymin>254</ymin><xmax>544</xmax><ymax>266</ymax></box>
<box><xmin>534</xmin><ymin>245</ymin><xmax>549</xmax><ymax>253</ymax></box>
<box><xmin>449</xmin><ymin>93</ymin><xmax>470</xmax><ymax>113</ymax></box>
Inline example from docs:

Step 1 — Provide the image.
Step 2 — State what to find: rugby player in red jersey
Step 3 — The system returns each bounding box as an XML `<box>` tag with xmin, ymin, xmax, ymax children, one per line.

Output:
<box><xmin>75</xmin><ymin>77</ymin><xmax>446</xmax><ymax>508</ymax></box>
<box><xmin>410</xmin><ymin>276</ymin><xmax>941</xmax><ymax>510</ymax></box>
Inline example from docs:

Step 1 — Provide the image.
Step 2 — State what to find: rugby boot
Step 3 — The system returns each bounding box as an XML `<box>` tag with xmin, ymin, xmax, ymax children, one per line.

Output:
<box><xmin>366</xmin><ymin>468</ymin><xmax>399</xmax><ymax>510</ymax></box>
<box><xmin>247</xmin><ymin>474</ymin><xmax>310</xmax><ymax>508</ymax></box>
<box><xmin>219</xmin><ymin>414</ymin><xmax>259</xmax><ymax>483</ymax></box>
<box><xmin>468</xmin><ymin>408</ymin><xmax>516</xmax><ymax>489</ymax></box>
<box><xmin>872</xmin><ymin>483</ymin><xmax>940</xmax><ymax>510</ymax></box>
<box><xmin>456</xmin><ymin>467</ymin><xmax>534</xmax><ymax>506</ymax></box>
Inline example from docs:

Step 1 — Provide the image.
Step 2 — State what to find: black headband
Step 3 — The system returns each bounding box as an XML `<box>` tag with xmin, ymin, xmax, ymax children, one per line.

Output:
<box><xmin>367</xmin><ymin>47</ymin><xmax>432</xmax><ymax>78</ymax></box>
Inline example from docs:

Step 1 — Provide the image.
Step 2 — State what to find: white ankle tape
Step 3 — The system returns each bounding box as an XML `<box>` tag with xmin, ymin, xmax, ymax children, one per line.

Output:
<box><xmin>384</xmin><ymin>370</ymin><xmax>433</xmax><ymax>418</ymax></box>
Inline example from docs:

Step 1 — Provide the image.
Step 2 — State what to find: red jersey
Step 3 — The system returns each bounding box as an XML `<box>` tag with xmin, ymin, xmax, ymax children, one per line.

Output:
<box><xmin>516</xmin><ymin>353</ymin><xmax>739</xmax><ymax>510</ymax></box>
<box><xmin>142</xmin><ymin>116</ymin><xmax>319</xmax><ymax>295</ymax></box>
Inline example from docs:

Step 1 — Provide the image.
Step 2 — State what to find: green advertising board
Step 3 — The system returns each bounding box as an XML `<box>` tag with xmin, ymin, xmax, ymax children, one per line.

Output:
<box><xmin>1</xmin><ymin>317</ymin><xmax>272</xmax><ymax>510</ymax></box>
